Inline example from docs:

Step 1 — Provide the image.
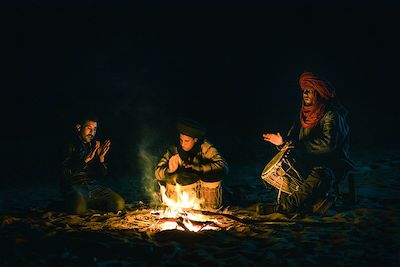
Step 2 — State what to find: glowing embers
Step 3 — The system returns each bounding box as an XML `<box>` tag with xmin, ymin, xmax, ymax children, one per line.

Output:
<box><xmin>152</xmin><ymin>184</ymin><xmax>221</xmax><ymax>232</ymax></box>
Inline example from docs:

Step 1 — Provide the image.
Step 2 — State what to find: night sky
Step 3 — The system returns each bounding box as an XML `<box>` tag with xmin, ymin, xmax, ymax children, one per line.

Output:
<box><xmin>3</xmin><ymin>1</ymin><xmax>399</xmax><ymax>182</ymax></box>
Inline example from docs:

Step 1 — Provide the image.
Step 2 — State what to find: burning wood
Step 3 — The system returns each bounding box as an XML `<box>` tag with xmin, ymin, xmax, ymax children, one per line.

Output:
<box><xmin>150</xmin><ymin>183</ymin><xmax>296</xmax><ymax>232</ymax></box>
<box><xmin>155</xmin><ymin>217</ymin><xmax>225</xmax><ymax>231</ymax></box>
<box><xmin>151</xmin><ymin>183</ymin><xmax>224</xmax><ymax>232</ymax></box>
<box><xmin>184</xmin><ymin>209</ymin><xmax>251</xmax><ymax>224</ymax></box>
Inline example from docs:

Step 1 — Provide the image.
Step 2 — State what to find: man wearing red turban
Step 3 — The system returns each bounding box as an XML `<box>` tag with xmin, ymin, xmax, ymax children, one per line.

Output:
<box><xmin>260</xmin><ymin>72</ymin><xmax>354</xmax><ymax>215</ymax></box>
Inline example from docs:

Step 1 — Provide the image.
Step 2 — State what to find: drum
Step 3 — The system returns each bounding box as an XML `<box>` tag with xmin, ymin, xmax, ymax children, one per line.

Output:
<box><xmin>199</xmin><ymin>180</ymin><xmax>222</xmax><ymax>211</ymax></box>
<box><xmin>261</xmin><ymin>145</ymin><xmax>304</xmax><ymax>195</ymax></box>
<box><xmin>165</xmin><ymin>181</ymin><xmax>200</xmax><ymax>204</ymax></box>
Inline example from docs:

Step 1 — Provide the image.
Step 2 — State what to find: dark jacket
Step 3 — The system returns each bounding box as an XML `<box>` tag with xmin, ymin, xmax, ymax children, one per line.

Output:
<box><xmin>285</xmin><ymin>102</ymin><xmax>354</xmax><ymax>178</ymax></box>
<box><xmin>61</xmin><ymin>136</ymin><xmax>108</xmax><ymax>189</ymax></box>
<box><xmin>155</xmin><ymin>139</ymin><xmax>229</xmax><ymax>183</ymax></box>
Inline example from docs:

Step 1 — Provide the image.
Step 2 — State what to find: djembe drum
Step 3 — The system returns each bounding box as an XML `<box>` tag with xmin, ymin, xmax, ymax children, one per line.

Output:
<box><xmin>165</xmin><ymin>181</ymin><xmax>200</xmax><ymax>203</ymax></box>
<box><xmin>261</xmin><ymin>144</ymin><xmax>305</xmax><ymax>199</ymax></box>
<box><xmin>163</xmin><ymin>172</ymin><xmax>200</xmax><ymax>201</ymax></box>
<box><xmin>199</xmin><ymin>180</ymin><xmax>222</xmax><ymax>211</ymax></box>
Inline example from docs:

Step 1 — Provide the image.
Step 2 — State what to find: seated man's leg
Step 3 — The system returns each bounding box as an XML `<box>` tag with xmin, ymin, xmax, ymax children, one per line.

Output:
<box><xmin>88</xmin><ymin>184</ymin><xmax>125</xmax><ymax>213</ymax></box>
<box><xmin>105</xmin><ymin>191</ymin><xmax>125</xmax><ymax>212</ymax></box>
<box><xmin>63</xmin><ymin>185</ymin><xmax>89</xmax><ymax>214</ymax></box>
<box><xmin>280</xmin><ymin>167</ymin><xmax>333</xmax><ymax>213</ymax></box>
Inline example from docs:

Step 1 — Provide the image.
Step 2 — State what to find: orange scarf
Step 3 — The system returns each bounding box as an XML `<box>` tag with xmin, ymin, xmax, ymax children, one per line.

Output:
<box><xmin>299</xmin><ymin>72</ymin><xmax>335</xmax><ymax>129</ymax></box>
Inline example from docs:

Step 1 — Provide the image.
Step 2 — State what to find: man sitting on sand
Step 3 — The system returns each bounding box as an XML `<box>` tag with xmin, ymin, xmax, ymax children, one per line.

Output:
<box><xmin>259</xmin><ymin>72</ymin><xmax>354</xmax><ymax>215</ymax></box>
<box><xmin>61</xmin><ymin>115</ymin><xmax>125</xmax><ymax>214</ymax></box>
<box><xmin>155</xmin><ymin>118</ymin><xmax>229</xmax><ymax>211</ymax></box>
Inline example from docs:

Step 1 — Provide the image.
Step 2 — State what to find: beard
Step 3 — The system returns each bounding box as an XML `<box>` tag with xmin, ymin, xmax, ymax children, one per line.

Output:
<box><xmin>82</xmin><ymin>134</ymin><xmax>94</xmax><ymax>143</ymax></box>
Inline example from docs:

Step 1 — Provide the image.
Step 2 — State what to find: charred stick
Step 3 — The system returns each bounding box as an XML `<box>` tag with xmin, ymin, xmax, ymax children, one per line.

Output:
<box><xmin>185</xmin><ymin>209</ymin><xmax>251</xmax><ymax>224</ymax></box>
<box><xmin>156</xmin><ymin>217</ymin><xmax>224</xmax><ymax>230</ymax></box>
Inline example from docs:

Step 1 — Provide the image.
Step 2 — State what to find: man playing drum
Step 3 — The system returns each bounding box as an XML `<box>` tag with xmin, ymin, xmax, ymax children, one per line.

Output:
<box><xmin>260</xmin><ymin>72</ymin><xmax>354</xmax><ymax>215</ymax></box>
<box><xmin>155</xmin><ymin>118</ymin><xmax>229</xmax><ymax>211</ymax></box>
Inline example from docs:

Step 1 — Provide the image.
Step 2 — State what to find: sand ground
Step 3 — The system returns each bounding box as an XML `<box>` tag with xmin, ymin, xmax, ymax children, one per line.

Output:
<box><xmin>1</xmin><ymin>148</ymin><xmax>399</xmax><ymax>266</ymax></box>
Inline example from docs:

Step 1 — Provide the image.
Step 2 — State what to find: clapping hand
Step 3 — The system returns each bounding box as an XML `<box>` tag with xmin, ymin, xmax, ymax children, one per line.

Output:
<box><xmin>168</xmin><ymin>154</ymin><xmax>182</xmax><ymax>174</ymax></box>
<box><xmin>97</xmin><ymin>139</ymin><xmax>111</xmax><ymax>163</ymax></box>
<box><xmin>84</xmin><ymin>141</ymin><xmax>100</xmax><ymax>163</ymax></box>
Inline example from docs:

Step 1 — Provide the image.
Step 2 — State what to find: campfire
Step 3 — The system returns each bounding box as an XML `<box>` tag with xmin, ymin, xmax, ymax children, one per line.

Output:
<box><xmin>114</xmin><ymin>181</ymin><xmax>246</xmax><ymax>233</ymax></box>
<box><xmin>151</xmin><ymin>184</ymin><xmax>222</xmax><ymax>232</ymax></box>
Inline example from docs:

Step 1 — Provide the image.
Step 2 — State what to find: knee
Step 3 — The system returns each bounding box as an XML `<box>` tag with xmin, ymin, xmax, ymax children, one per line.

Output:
<box><xmin>115</xmin><ymin>195</ymin><xmax>126</xmax><ymax>211</ymax></box>
<box><xmin>66</xmin><ymin>193</ymin><xmax>87</xmax><ymax>214</ymax></box>
<box><xmin>110</xmin><ymin>193</ymin><xmax>125</xmax><ymax>212</ymax></box>
<box><xmin>309</xmin><ymin>168</ymin><xmax>334</xmax><ymax>188</ymax></box>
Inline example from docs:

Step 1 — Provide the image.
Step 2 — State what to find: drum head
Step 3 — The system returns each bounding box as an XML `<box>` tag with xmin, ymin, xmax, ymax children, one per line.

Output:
<box><xmin>261</xmin><ymin>149</ymin><xmax>286</xmax><ymax>175</ymax></box>
<box><xmin>260</xmin><ymin>146</ymin><xmax>303</xmax><ymax>195</ymax></box>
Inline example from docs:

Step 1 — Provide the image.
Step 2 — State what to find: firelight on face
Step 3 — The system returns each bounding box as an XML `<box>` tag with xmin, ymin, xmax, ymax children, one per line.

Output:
<box><xmin>303</xmin><ymin>88</ymin><xmax>316</xmax><ymax>106</ymax></box>
<box><xmin>179</xmin><ymin>134</ymin><xmax>198</xmax><ymax>151</ymax></box>
<box><xmin>78</xmin><ymin>120</ymin><xmax>97</xmax><ymax>143</ymax></box>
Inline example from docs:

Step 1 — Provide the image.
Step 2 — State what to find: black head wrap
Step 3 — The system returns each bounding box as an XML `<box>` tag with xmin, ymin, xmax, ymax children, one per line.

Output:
<box><xmin>176</xmin><ymin>118</ymin><xmax>206</xmax><ymax>138</ymax></box>
<box><xmin>176</xmin><ymin>118</ymin><xmax>206</xmax><ymax>164</ymax></box>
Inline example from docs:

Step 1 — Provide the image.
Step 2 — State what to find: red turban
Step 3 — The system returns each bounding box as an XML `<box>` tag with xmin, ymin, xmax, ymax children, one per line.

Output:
<box><xmin>298</xmin><ymin>72</ymin><xmax>335</xmax><ymax>128</ymax></box>
<box><xmin>299</xmin><ymin>72</ymin><xmax>335</xmax><ymax>100</ymax></box>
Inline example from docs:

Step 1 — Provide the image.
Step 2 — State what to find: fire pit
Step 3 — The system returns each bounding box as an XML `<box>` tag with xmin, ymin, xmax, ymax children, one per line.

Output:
<box><xmin>150</xmin><ymin>184</ymin><xmax>223</xmax><ymax>232</ymax></box>
<box><xmin>109</xmin><ymin>184</ymin><xmax>273</xmax><ymax>234</ymax></box>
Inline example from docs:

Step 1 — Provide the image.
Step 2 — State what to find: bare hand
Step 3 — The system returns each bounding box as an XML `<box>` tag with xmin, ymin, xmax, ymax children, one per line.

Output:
<box><xmin>262</xmin><ymin>132</ymin><xmax>283</xmax><ymax>146</ymax></box>
<box><xmin>85</xmin><ymin>141</ymin><xmax>100</xmax><ymax>163</ymax></box>
<box><xmin>168</xmin><ymin>154</ymin><xmax>182</xmax><ymax>173</ymax></box>
<box><xmin>97</xmin><ymin>140</ymin><xmax>111</xmax><ymax>162</ymax></box>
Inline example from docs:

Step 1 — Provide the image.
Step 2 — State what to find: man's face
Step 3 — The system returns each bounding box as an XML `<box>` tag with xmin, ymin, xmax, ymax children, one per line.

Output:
<box><xmin>179</xmin><ymin>134</ymin><xmax>198</xmax><ymax>151</ymax></box>
<box><xmin>77</xmin><ymin>120</ymin><xmax>97</xmax><ymax>143</ymax></box>
<box><xmin>302</xmin><ymin>88</ymin><xmax>316</xmax><ymax>106</ymax></box>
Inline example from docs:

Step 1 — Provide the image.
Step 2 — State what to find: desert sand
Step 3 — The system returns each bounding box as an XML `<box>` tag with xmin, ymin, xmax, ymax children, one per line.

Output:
<box><xmin>1</xmin><ymin>148</ymin><xmax>399</xmax><ymax>266</ymax></box>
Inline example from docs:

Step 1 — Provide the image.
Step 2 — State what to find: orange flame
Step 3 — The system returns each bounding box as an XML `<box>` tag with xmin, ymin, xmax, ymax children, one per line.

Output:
<box><xmin>156</xmin><ymin>184</ymin><xmax>219</xmax><ymax>232</ymax></box>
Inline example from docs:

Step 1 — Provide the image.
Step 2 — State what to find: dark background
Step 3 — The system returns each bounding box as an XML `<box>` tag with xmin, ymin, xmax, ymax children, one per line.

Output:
<box><xmin>2</xmin><ymin>0</ymin><xmax>399</xmax><ymax>183</ymax></box>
